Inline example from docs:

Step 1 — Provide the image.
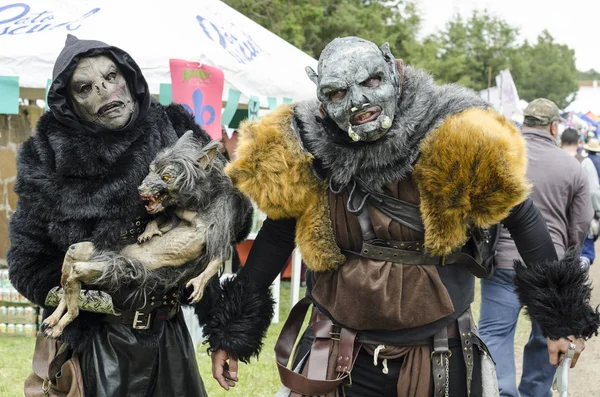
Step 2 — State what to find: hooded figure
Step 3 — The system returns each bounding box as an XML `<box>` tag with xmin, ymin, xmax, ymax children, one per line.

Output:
<box><xmin>7</xmin><ymin>35</ymin><xmax>251</xmax><ymax>396</ymax></box>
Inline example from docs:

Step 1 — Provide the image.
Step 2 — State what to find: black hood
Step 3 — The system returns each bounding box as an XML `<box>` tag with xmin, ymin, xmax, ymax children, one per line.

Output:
<box><xmin>47</xmin><ymin>34</ymin><xmax>151</xmax><ymax>134</ymax></box>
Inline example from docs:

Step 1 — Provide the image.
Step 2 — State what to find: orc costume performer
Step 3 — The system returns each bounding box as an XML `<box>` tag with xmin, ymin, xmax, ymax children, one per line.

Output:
<box><xmin>202</xmin><ymin>37</ymin><xmax>600</xmax><ymax>396</ymax></box>
<box><xmin>7</xmin><ymin>35</ymin><xmax>255</xmax><ymax>397</ymax></box>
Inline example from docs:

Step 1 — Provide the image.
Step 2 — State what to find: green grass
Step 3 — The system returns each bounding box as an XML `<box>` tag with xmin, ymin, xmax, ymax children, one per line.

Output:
<box><xmin>0</xmin><ymin>281</ymin><xmax>532</xmax><ymax>397</ymax></box>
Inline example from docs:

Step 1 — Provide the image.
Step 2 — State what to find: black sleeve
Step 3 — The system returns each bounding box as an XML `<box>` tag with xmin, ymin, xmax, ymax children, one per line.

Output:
<box><xmin>240</xmin><ymin>217</ymin><xmax>297</xmax><ymax>289</ymax></box>
<box><xmin>6</xmin><ymin>141</ymin><xmax>63</xmax><ymax>307</ymax></box>
<box><xmin>502</xmin><ymin>197</ymin><xmax>558</xmax><ymax>265</ymax></box>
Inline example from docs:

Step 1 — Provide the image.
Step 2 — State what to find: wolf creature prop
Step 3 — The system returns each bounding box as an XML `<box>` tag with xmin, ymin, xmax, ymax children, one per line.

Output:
<box><xmin>43</xmin><ymin>131</ymin><xmax>250</xmax><ymax>338</ymax></box>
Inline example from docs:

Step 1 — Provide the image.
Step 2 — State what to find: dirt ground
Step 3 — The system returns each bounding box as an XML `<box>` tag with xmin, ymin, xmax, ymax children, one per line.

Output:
<box><xmin>515</xmin><ymin>242</ymin><xmax>600</xmax><ymax>396</ymax></box>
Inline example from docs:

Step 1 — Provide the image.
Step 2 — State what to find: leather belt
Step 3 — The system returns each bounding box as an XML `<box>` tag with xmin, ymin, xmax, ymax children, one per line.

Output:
<box><xmin>104</xmin><ymin>303</ymin><xmax>180</xmax><ymax>331</ymax></box>
<box><xmin>347</xmin><ymin>240</ymin><xmax>491</xmax><ymax>278</ymax></box>
<box><xmin>103</xmin><ymin>290</ymin><xmax>181</xmax><ymax>331</ymax></box>
<box><xmin>345</xmin><ymin>242</ymin><xmax>457</xmax><ymax>266</ymax></box>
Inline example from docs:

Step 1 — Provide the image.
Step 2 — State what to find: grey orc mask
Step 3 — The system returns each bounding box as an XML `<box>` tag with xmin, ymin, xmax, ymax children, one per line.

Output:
<box><xmin>68</xmin><ymin>55</ymin><xmax>135</xmax><ymax>130</ymax></box>
<box><xmin>306</xmin><ymin>37</ymin><xmax>401</xmax><ymax>142</ymax></box>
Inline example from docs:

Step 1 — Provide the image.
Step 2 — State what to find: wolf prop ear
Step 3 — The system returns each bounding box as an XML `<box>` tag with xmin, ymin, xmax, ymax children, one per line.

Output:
<box><xmin>173</xmin><ymin>130</ymin><xmax>197</xmax><ymax>149</ymax></box>
<box><xmin>197</xmin><ymin>141</ymin><xmax>223</xmax><ymax>169</ymax></box>
<box><xmin>306</xmin><ymin>66</ymin><xmax>318</xmax><ymax>85</ymax></box>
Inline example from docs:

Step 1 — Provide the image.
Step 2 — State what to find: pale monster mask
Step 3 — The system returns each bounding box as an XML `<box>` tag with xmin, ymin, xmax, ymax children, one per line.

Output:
<box><xmin>306</xmin><ymin>37</ymin><xmax>401</xmax><ymax>142</ymax></box>
<box><xmin>68</xmin><ymin>55</ymin><xmax>135</xmax><ymax>130</ymax></box>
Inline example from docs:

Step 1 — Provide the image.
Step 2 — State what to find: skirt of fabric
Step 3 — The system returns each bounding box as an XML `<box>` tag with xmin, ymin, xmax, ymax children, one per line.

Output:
<box><xmin>80</xmin><ymin>311</ymin><xmax>207</xmax><ymax>397</ymax></box>
<box><xmin>292</xmin><ymin>327</ymin><xmax>482</xmax><ymax>397</ymax></box>
<box><xmin>342</xmin><ymin>339</ymin><xmax>481</xmax><ymax>397</ymax></box>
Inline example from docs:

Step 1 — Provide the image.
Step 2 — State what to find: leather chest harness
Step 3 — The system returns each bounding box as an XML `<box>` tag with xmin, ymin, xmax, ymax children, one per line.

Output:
<box><xmin>276</xmin><ymin>176</ymin><xmax>496</xmax><ymax>397</ymax></box>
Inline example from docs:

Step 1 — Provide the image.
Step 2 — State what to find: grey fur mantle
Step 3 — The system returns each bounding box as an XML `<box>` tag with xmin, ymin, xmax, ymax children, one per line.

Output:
<box><xmin>296</xmin><ymin>66</ymin><xmax>489</xmax><ymax>190</ymax></box>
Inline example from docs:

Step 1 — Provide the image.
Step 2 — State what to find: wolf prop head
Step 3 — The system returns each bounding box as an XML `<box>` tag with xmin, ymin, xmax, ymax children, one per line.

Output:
<box><xmin>139</xmin><ymin>131</ymin><xmax>224</xmax><ymax>214</ymax></box>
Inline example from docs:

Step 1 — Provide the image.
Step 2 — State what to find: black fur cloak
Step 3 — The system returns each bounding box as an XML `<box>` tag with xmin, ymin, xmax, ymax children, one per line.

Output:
<box><xmin>6</xmin><ymin>34</ymin><xmax>256</xmax><ymax>353</ymax></box>
<box><xmin>7</xmin><ymin>98</ymin><xmax>216</xmax><ymax>350</ymax></box>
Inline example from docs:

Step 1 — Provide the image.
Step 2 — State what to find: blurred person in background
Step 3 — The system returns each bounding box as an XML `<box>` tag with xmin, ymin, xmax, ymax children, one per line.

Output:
<box><xmin>479</xmin><ymin>99</ymin><xmax>593</xmax><ymax>397</ymax></box>
<box><xmin>561</xmin><ymin>128</ymin><xmax>600</xmax><ymax>267</ymax></box>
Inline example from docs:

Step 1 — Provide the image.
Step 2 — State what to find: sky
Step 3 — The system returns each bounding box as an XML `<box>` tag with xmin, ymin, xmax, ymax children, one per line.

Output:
<box><xmin>417</xmin><ymin>0</ymin><xmax>600</xmax><ymax>72</ymax></box>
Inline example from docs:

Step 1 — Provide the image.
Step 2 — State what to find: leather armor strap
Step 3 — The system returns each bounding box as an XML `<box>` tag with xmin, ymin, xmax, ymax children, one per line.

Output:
<box><xmin>348</xmin><ymin>176</ymin><xmax>425</xmax><ymax>232</ymax></box>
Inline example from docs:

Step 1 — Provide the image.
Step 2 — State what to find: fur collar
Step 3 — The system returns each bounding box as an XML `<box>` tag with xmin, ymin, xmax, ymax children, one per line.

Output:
<box><xmin>296</xmin><ymin>67</ymin><xmax>489</xmax><ymax>190</ymax></box>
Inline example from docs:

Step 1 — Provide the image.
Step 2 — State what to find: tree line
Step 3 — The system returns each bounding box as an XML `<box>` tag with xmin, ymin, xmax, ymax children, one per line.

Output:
<box><xmin>225</xmin><ymin>0</ymin><xmax>582</xmax><ymax>109</ymax></box>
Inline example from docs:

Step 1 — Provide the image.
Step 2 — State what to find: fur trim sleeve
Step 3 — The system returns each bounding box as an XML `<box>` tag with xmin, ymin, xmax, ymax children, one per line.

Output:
<box><xmin>513</xmin><ymin>248</ymin><xmax>600</xmax><ymax>339</ymax></box>
<box><xmin>414</xmin><ymin>108</ymin><xmax>530</xmax><ymax>256</ymax></box>
<box><xmin>225</xmin><ymin>105</ymin><xmax>345</xmax><ymax>272</ymax></box>
<box><xmin>7</xmin><ymin>138</ymin><xmax>62</xmax><ymax>306</ymax></box>
<box><xmin>195</xmin><ymin>272</ymin><xmax>275</xmax><ymax>363</ymax></box>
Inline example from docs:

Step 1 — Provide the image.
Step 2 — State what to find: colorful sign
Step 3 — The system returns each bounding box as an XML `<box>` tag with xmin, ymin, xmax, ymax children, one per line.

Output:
<box><xmin>169</xmin><ymin>59</ymin><xmax>224</xmax><ymax>140</ymax></box>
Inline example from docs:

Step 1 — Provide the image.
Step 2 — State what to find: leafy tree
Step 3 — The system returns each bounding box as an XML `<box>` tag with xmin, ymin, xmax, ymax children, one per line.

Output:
<box><xmin>577</xmin><ymin>69</ymin><xmax>600</xmax><ymax>81</ymax></box>
<box><xmin>223</xmin><ymin>0</ymin><xmax>421</xmax><ymax>59</ymax></box>
<box><xmin>224</xmin><ymin>1</ymin><xmax>579</xmax><ymax>107</ymax></box>
<box><xmin>411</xmin><ymin>10</ymin><xmax>520</xmax><ymax>91</ymax></box>
<box><xmin>511</xmin><ymin>31</ymin><xmax>579</xmax><ymax>109</ymax></box>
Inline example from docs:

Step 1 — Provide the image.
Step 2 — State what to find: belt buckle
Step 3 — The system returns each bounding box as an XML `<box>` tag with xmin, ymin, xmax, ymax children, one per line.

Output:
<box><xmin>329</xmin><ymin>325</ymin><xmax>341</xmax><ymax>341</ymax></box>
<box><xmin>133</xmin><ymin>311</ymin><xmax>152</xmax><ymax>330</ymax></box>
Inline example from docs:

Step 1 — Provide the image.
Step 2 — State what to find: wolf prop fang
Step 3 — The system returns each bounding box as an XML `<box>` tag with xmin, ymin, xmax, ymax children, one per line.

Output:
<box><xmin>43</xmin><ymin>131</ymin><xmax>238</xmax><ymax>338</ymax></box>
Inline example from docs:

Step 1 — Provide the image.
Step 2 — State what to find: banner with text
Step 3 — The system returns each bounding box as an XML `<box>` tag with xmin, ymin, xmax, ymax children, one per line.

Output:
<box><xmin>169</xmin><ymin>59</ymin><xmax>224</xmax><ymax>139</ymax></box>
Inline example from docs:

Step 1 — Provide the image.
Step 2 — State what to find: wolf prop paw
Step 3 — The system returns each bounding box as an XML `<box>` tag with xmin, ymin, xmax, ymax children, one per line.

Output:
<box><xmin>43</xmin><ymin>242</ymin><xmax>98</xmax><ymax>338</ymax></box>
<box><xmin>187</xmin><ymin>274</ymin><xmax>211</xmax><ymax>303</ymax></box>
<box><xmin>138</xmin><ymin>221</ymin><xmax>162</xmax><ymax>243</ymax></box>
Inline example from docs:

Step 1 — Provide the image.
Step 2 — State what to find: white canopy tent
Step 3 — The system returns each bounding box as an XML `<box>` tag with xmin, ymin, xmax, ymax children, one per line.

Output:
<box><xmin>0</xmin><ymin>0</ymin><xmax>317</xmax><ymax>107</ymax></box>
<box><xmin>1</xmin><ymin>0</ymin><xmax>310</xmax><ymax>328</ymax></box>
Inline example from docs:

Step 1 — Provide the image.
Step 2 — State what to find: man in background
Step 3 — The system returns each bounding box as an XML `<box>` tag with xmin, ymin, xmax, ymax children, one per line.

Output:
<box><xmin>479</xmin><ymin>99</ymin><xmax>593</xmax><ymax>397</ymax></box>
<box><xmin>561</xmin><ymin>128</ymin><xmax>600</xmax><ymax>267</ymax></box>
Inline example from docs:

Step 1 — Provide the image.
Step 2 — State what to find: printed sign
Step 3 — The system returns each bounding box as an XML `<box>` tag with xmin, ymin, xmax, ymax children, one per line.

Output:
<box><xmin>0</xmin><ymin>3</ymin><xmax>100</xmax><ymax>36</ymax></box>
<box><xmin>169</xmin><ymin>59</ymin><xmax>224</xmax><ymax>140</ymax></box>
<box><xmin>195</xmin><ymin>12</ymin><xmax>263</xmax><ymax>65</ymax></box>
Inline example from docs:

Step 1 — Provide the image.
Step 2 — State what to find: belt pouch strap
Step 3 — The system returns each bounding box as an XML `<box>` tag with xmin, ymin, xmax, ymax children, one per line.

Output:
<box><xmin>275</xmin><ymin>297</ymin><xmax>350</xmax><ymax>395</ymax></box>
<box><xmin>432</xmin><ymin>326</ymin><xmax>450</xmax><ymax>397</ymax></box>
<box><xmin>335</xmin><ymin>327</ymin><xmax>358</xmax><ymax>375</ymax></box>
<box><xmin>458</xmin><ymin>309</ymin><xmax>476</xmax><ymax>395</ymax></box>
<box><xmin>307</xmin><ymin>310</ymin><xmax>335</xmax><ymax>380</ymax></box>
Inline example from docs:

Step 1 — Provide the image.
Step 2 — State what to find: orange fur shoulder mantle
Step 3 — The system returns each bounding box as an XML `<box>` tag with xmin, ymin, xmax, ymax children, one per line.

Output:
<box><xmin>225</xmin><ymin>105</ymin><xmax>529</xmax><ymax>272</ymax></box>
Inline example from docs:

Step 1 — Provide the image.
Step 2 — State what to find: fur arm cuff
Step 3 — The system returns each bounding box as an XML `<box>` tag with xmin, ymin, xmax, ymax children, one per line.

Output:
<box><xmin>195</xmin><ymin>271</ymin><xmax>275</xmax><ymax>363</ymax></box>
<box><xmin>513</xmin><ymin>248</ymin><xmax>600</xmax><ymax>339</ymax></box>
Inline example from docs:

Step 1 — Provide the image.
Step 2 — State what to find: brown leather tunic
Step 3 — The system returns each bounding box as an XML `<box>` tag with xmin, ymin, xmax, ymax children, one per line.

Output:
<box><xmin>309</xmin><ymin>175</ymin><xmax>474</xmax><ymax>344</ymax></box>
